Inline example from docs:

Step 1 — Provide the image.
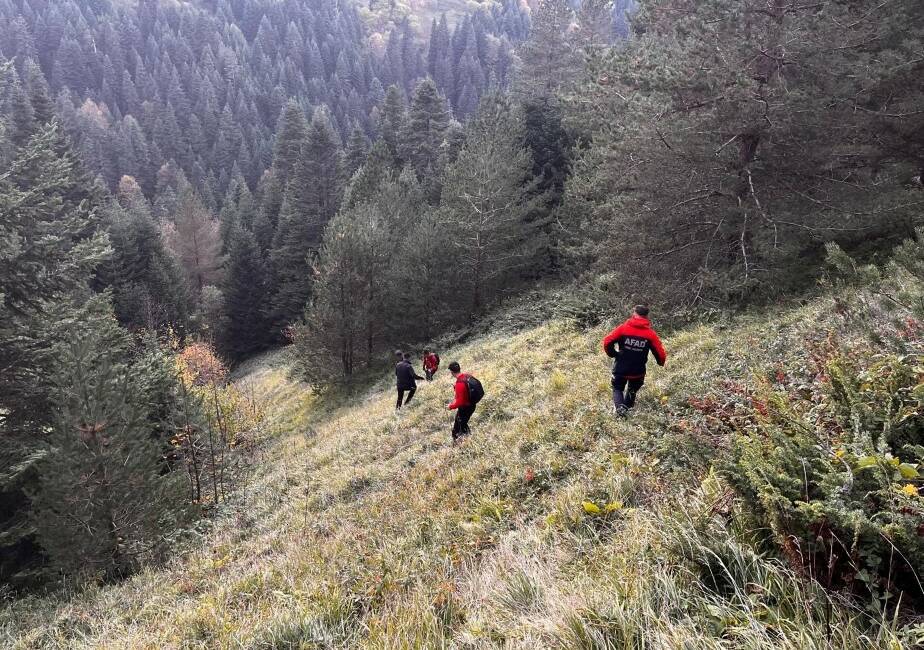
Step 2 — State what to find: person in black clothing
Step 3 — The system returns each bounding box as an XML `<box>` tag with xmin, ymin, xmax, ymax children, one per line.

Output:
<box><xmin>601</xmin><ymin>305</ymin><xmax>667</xmax><ymax>416</ymax></box>
<box><xmin>395</xmin><ymin>352</ymin><xmax>424</xmax><ymax>409</ymax></box>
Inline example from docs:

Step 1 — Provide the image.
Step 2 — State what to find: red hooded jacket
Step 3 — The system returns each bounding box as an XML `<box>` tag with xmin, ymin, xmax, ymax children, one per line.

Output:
<box><xmin>601</xmin><ymin>316</ymin><xmax>666</xmax><ymax>379</ymax></box>
<box><xmin>423</xmin><ymin>353</ymin><xmax>440</xmax><ymax>373</ymax></box>
<box><xmin>448</xmin><ymin>373</ymin><xmax>470</xmax><ymax>410</ymax></box>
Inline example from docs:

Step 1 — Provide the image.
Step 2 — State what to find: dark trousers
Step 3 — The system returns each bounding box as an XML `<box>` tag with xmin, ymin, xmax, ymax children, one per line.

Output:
<box><xmin>425</xmin><ymin>369</ymin><xmax>435</xmax><ymax>381</ymax></box>
<box><xmin>612</xmin><ymin>375</ymin><xmax>644</xmax><ymax>409</ymax></box>
<box><xmin>452</xmin><ymin>405</ymin><xmax>476</xmax><ymax>439</ymax></box>
<box><xmin>396</xmin><ymin>387</ymin><xmax>416</xmax><ymax>408</ymax></box>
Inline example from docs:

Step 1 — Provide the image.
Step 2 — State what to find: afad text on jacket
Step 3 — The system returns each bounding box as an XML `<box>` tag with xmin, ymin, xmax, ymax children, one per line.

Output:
<box><xmin>601</xmin><ymin>315</ymin><xmax>667</xmax><ymax>379</ymax></box>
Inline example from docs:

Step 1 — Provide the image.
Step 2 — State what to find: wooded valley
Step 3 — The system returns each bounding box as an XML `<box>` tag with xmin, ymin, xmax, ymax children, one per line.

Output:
<box><xmin>1</xmin><ymin>0</ymin><xmax>922</xmax><ymax>646</ymax></box>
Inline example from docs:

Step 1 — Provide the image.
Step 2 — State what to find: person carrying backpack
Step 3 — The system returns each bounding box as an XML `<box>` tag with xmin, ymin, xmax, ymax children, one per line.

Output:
<box><xmin>446</xmin><ymin>361</ymin><xmax>483</xmax><ymax>442</ymax></box>
<box><xmin>395</xmin><ymin>352</ymin><xmax>424</xmax><ymax>409</ymax></box>
<box><xmin>423</xmin><ymin>349</ymin><xmax>440</xmax><ymax>381</ymax></box>
<box><xmin>602</xmin><ymin>305</ymin><xmax>667</xmax><ymax>417</ymax></box>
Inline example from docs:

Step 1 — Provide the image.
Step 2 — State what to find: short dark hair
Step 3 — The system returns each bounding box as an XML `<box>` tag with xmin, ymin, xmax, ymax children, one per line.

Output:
<box><xmin>448</xmin><ymin>361</ymin><xmax>461</xmax><ymax>373</ymax></box>
<box><xmin>403</xmin><ymin>352</ymin><xmax>411</xmax><ymax>360</ymax></box>
<box><xmin>634</xmin><ymin>305</ymin><xmax>650</xmax><ymax>317</ymax></box>
<box><xmin>423</xmin><ymin>349</ymin><xmax>430</xmax><ymax>354</ymax></box>
<box><xmin>394</xmin><ymin>349</ymin><xmax>403</xmax><ymax>357</ymax></box>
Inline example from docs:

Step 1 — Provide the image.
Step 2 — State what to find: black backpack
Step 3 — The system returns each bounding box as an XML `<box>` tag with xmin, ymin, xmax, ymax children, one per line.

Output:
<box><xmin>465</xmin><ymin>375</ymin><xmax>484</xmax><ymax>404</ymax></box>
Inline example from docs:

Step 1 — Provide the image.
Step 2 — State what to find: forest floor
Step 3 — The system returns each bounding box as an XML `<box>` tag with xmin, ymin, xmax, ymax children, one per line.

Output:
<box><xmin>1</xmin><ymin>293</ymin><xmax>919</xmax><ymax>648</ymax></box>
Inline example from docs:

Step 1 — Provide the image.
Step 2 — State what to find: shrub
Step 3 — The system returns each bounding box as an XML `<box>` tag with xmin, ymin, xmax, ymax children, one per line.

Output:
<box><xmin>173</xmin><ymin>341</ymin><xmax>265</xmax><ymax>507</ymax></box>
<box><xmin>714</xmin><ymin>336</ymin><xmax>923</xmax><ymax>612</ymax></box>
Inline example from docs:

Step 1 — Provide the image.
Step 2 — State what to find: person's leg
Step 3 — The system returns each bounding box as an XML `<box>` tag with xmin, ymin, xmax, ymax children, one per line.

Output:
<box><xmin>612</xmin><ymin>375</ymin><xmax>627</xmax><ymax>409</ymax></box>
<box><xmin>396</xmin><ymin>389</ymin><xmax>405</xmax><ymax>409</ymax></box>
<box><xmin>459</xmin><ymin>405</ymin><xmax>475</xmax><ymax>435</ymax></box>
<box><xmin>625</xmin><ymin>377</ymin><xmax>645</xmax><ymax>409</ymax></box>
<box><xmin>452</xmin><ymin>410</ymin><xmax>463</xmax><ymax>439</ymax></box>
<box><xmin>404</xmin><ymin>387</ymin><xmax>416</xmax><ymax>405</ymax></box>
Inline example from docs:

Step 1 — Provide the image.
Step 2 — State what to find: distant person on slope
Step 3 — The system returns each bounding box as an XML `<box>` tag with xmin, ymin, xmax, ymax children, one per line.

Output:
<box><xmin>422</xmin><ymin>349</ymin><xmax>440</xmax><ymax>381</ymax></box>
<box><xmin>395</xmin><ymin>352</ymin><xmax>424</xmax><ymax>410</ymax></box>
<box><xmin>446</xmin><ymin>361</ymin><xmax>483</xmax><ymax>443</ymax></box>
<box><xmin>602</xmin><ymin>305</ymin><xmax>667</xmax><ymax>417</ymax></box>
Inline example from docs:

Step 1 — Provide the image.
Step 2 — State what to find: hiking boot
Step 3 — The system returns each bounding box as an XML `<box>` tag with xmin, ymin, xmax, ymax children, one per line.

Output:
<box><xmin>614</xmin><ymin>404</ymin><xmax>629</xmax><ymax>418</ymax></box>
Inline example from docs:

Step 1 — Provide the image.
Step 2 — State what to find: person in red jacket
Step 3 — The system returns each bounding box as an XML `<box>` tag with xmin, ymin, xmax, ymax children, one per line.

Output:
<box><xmin>601</xmin><ymin>305</ymin><xmax>667</xmax><ymax>416</ymax></box>
<box><xmin>446</xmin><ymin>361</ymin><xmax>475</xmax><ymax>441</ymax></box>
<box><xmin>422</xmin><ymin>349</ymin><xmax>440</xmax><ymax>381</ymax></box>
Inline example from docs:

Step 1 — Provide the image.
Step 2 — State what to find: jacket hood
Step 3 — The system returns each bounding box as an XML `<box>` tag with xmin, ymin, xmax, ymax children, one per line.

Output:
<box><xmin>625</xmin><ymin>315</ymin><xmax>652</xmax><ymax>329</ymax></box>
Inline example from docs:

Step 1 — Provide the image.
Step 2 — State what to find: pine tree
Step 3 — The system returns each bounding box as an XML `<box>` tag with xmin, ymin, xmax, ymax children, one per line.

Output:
<box><xmin>32</xmin><ymin>314</ymin><xmax>187</xmax><ymax>582</ymax></box>
<box><xmin>522</xmin><ymin>100</ymin><xmax>572</xmax><ymax>203</ymax></box>
<box><xmin>296</xmin><ymin>199</ymin><xmax>393</xmax><ymax>380</ymax></box>
<box><xmin>22</xmin><ymin>58</ymin><xmax>54</xmax><ymax>126</ymax></box>
<box><xmin>393</xmin><ymin>209</ymin><xmax>461</xmax><ymax>337</ymax></box>
<box><xmin>7</xmin><ymin>69</ymin><xmax>35</xmax><ymax>147</ymax></box>
<box><xmin>574</xmin><ymin>0</ymin><xmax>616</xmax><ymax>52</ymax></box>
<box><xmin>341</xmin><ymin>140</ymin><xmax>395</xmax><ymax>210</ymax></box>
<box><xmin>565</xmin><ymin>0</ymin><xmax>924</xmax><ymax>306</ymax></box>
<box><xmin>438</xmin><ymin>96</ymin><xmax>545</xmax><ymax>318</ymax></box>
<box><xmin>514</xmin><ymin>0</ymin><xmax>576</xmax><ymax>101</ymax></box>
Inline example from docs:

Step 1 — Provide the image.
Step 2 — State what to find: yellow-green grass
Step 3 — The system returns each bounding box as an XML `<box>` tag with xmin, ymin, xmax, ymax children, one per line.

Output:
<box><xmin>0</xmin><ymin>301</ymin><xmax>907</xmax><ymax>648</ymax></box>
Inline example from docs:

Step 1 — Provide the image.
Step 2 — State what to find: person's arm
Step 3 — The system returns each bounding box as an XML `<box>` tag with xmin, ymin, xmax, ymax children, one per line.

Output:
<box><xmin>650</xmin><ymin>331</ymin><xmax>667</xmax><ymax>366</ymax></box>
<box><xmin>601</xmin><ymin>325</ymin><xmax>623</xmax><ymax>358</ymax></box>
<box><xmin>447</xmin><ymin>380</ymin><xmax>466</xmax><ymax>410</ymax></box>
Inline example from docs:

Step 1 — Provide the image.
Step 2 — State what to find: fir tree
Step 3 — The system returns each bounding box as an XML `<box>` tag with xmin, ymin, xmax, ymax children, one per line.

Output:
<box><xmin>400</xmin><ymin>77</ymin><xmax>450</xmax><ymax>199</ymax></box>
<box><xmin>0</xmin><ymin>123</ymin><xmax>109</xmax><ymax>587</ymax></box>
<box><xmin>268</xmin><ymin>108</ymin><xmax>344</xmax><ymax>327</ymax></box>
<box><xmin>271</xmin><ymin>99</ymin><xmax>308</xmax><ymax>186</ymax></box>
<box><xmin>104</xmin><ymin>178</ymin><xmax>189</xmax><ymax>332</ymax></box>
<box><xmin>377</xmin><ymin>84</ymin><xmax>407</xmax><ymax>162</ymax></box>
<box><xmin>344</xmin><ymin>125</ymin><xmax>370</xmax><ymax>178</ymax></box>
<box><xmin>222</xmin><ymin>227</ymin><xmax>269</xmax><ymax>359</ymax></box>
<box><xmin>565</xmin><ymin>0</ymin><xmax>924</xmax><ymax>306</ymax></box>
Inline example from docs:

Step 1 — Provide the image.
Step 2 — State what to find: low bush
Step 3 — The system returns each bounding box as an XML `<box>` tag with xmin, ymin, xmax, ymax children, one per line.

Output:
<box><xmin>706</xmin><ymin>334</ymin><xmax>923</xmax><ymax>613</ymax></box>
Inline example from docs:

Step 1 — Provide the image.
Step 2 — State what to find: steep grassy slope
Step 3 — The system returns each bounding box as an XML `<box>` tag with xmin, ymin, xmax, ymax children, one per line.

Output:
<box><xmin>1</xmin><ymin>297</ymin><xmax>919</xmax><ymax>648</ymax></box>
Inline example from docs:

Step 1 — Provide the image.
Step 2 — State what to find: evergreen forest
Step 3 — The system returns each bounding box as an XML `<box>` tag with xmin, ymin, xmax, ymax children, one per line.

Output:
<box><xmin>1</xmin><ymin>0</ymin><xmax>923</xmax><ymax>646</ymax></box>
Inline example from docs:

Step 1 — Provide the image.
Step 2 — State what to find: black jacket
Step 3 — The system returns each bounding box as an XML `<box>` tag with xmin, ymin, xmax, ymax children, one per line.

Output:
<box><xmin>395</xmin><ymin>360</ymin><xmax>424</xmax><ymax>390</ymax></box>
<box><xmin>601</xmin><ymin>316</ymin><xmax>667</xmax><ymax>379</ymax></box>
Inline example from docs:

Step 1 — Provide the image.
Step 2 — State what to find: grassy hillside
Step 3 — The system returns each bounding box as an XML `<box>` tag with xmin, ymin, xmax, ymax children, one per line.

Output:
<box><xmin>2</xmin><ymin>290</ymin><xmax>922</xmax><ymax>648</ymax></box>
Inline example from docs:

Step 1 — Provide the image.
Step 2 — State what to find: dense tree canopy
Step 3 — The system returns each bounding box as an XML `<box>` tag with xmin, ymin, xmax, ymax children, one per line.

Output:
<box><xmin>564</xmin><ymin>0</ymin><xmax>924</xmax><ymax>307</ymax></box>
<box><xmin>0</xmin><ymin>0</ymin><xmax>529</xmax><ymax>199</ymax></box>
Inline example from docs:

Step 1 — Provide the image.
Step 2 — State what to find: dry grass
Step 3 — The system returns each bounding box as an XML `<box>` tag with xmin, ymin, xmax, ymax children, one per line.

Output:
<box><xmin>0</xmin><ymin>305</ymin><xmax>911</xmax><ymax>648</ymax></box>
